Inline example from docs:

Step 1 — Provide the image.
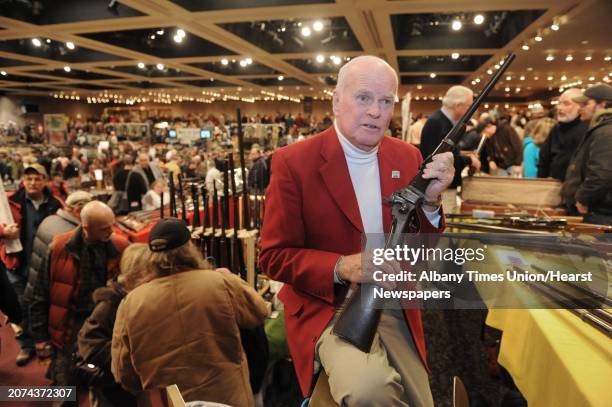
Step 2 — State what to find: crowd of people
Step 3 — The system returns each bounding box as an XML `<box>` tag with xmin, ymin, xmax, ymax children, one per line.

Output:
<box><xmin>409</xmin><ymin>83</ymin><xmax>612</xmax><ymax>224</ymax></box>
<box><xmin>0</xmin><ymin>71</ymin><xmax>610</xmax><ymax>406</ymax></box>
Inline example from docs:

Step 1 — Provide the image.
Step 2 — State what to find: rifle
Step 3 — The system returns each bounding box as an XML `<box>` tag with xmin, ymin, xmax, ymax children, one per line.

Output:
<box><xmin>229</xmin><ymin>155</ymin><xmax>247</xmax><ymax>279</ymax></box>
<box><xmin>201</xmin><ymin>185</ymin><xmax>211</xmax><ymax>259</ymax></box>
<box><xmin>221</xmin><ymin>160</ymin><xmax>233</xmax><ymax>267</ymax></box>
<box><xmin>159</xmin><ymin>184</ymin><xmax>164</xmax><ymax>219</ymax></box>
<box><xmin>332</xmin><ymin>53</ymin><xmax>517</xmax><ymax>352</ymax></box>
<box><xmin>212</xmin><ymin>181</ymin><xmax>220</xmax><ymax>266</ymax></box>
<box><xmin>468</xmin><ymin>133</ymin><xmax>488</xmax><ymax>176</ymax></box>
<box><xmin>237</xmin><ymin>108</ymin><xmax>251</xmax><ymax>230</ymax></box>
<box><xmin>178</xmin><ymin>173</ymin><xmax>188</xmax><ymax>223</ymax></box>
<box><xmin>191</xmin><ymin>183</ymin><xmax>201</xmax><ymax>229</ymax></box>
<box><xmin>168</xmin><ymin>173</ymin><xmax>177</xmax><ymax>218</ymax></box>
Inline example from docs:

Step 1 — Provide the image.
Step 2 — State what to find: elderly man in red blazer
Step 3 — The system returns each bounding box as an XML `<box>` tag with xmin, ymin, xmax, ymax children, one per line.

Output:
<box><xmin>260</xmin><ymin>56</ymin><xmax>454</xmax><ymax>406</ymax></box>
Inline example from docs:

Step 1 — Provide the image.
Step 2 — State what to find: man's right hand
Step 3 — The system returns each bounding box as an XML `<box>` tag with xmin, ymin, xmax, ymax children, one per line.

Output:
<box><xmin>2</xmin><ymin>224</ymin><xmax>20</xmax><ymax>240</ymax></box>
<box><xmin>336</xmin><ymin>252</ymin><xmax>399</xmax><ymax>289</ymax></box>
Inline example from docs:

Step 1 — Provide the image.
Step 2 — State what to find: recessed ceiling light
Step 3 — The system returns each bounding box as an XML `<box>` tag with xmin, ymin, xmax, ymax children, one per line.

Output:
<box><xmin>451</xmin><ymin>19</ymin><xmax>462</xmax><ymax>31</ymax></box>
<box><xmin>473</xmin><ymin>14</ymin><xmax>485</xmax><ymax>25</ymax></box>
<box><xmin>66</xmin><ymin>41</ymin><xmax>75</xmax><ymax>50</ymax></box>
<box><xmin>605</xmin><ymin>56</ymin><xmax>611</xmax><ymax>61</ymax></box>
<box><xmin>63</xmin><ymin>66</ymin><xmax>71</xmax><ymax>72</ymax></box>
<box><xmin>313</xmin><ymin>21</ymin><xmax>323</xmax><ymax>32</ymax></box>
<box><xmin>561</xmin><ymin>75</ymin><xmax>567</xmax><ymax>81</ymax></box>
<box><xmin>0</xmin><ymin>71</ymin><xmax>6</xmax><ymax>76</ymax></box>
<box><xmin>278</xmin><ymin>75</ymin><xmax>284</xmax><ymax>81</ymax></box>
<box><xmin>589</xmin><ymin>76</ymin><xmax>595</xmax><ymax>81</ymax></box>
<box><xmin>45</xmin><ymin>39</ymin><xmax>51</xmax><ymax>43</ymax></box>
<box><xmin>547</xmin><ymin>76</ymin><xmax>553</xmax><ymax>81</ymax></box>
<box><xmin>521</xmin><ymin>43</ymin><xmax>529</xmax><ymax>51</ymax></box>
<box><xmin>551</xmin><ymin>23</ymin><xmax>559</xmax><ymax>31</ymax></box>
<box><xmin>246</xmin><ymin>57</ymin><xmax>253</xmax><ymax>65</ymax></box>
<box><xmin>430</xmin><ymin>73</ymin><xmax>437</xmax><ymax>78</ymax></box>
<box><xmin>301</xmin><ymin>26</ymin><xmax>312</xmax><ymax>37</ymax></box>
<box><xmin>506</xmin><ymin>75</ymin><xmax>512</xmax><ymax>81</ymax></box>
<box><xmin>534</xmin><ymin>34</ymin><xmax>543</xmax><ymax>42</ymax></box>
<box><xmin>31</xmin><ymin>38</ymin><xmax>41</xmax><ymax>47</ymax></box>
<box><xmin>475</xmin><ymin>78</ymin><xmax>481</xmax><ymax>83</ymax></box>
<box><xmin>157</xmin><ymin>29</ymin><xmax>164</xmax><ymax>35</ymax></box>
<box><xmin>137</xmin><ymin>62</ymin><xmax>145</xmax><ymax>69</ymax></box>
<box><xmin>546</xmin><ymin>55</ymin><xmax>555</xmax><ymax>61</ymax></box>
<box><xmin>316</xmin><ymin>54</ymin><xmax>325</xmax><ymax>63</ymax></box>
<box><xmin>519</xmin><ymin>75</ymin><xmax>525</xmax><ymax>80</ymax></box>
<box><xmin>221</xmin><ymin>58</ymin><xmax>229</xmax><ymax>65</ymax></box>
<box><xmin>239</xmin><ymin>59</ymin><xmax>247</xmax><ymax>67</ymax></box>
<box><xmin>417</xmin><ymin>84</ymin><xmax>422</xmax><ymax>89</ymax></box>
<box><xmin>565</xmin><ymin>55</ymin><xmax>573</xmax><ymax>61</ymax></box>
<box><xmin>177</xmin><ymin>29</ymin><xmax>186</xmax><ymax>38</ymax></box>
<box><xmin>451</xmin><ymin>52</ymin><xmax>459</xmax><ymax>59</ymax></box>
<box><xmin>156</xmin><ymin>63</ymin><xmax>164</xmax><ymax>70</ymax></box>
<box><xmin>585</xmin><ymin>55</ymin><xmax>592</xmax><ymax>61</ymax></box>
<box><xmin>150</xmin><ymin>34</ymin><xmax>156</xmax><ymax>40</ymax></box>
<box><xmin>487</xmin><ymin>69</ymin><xmax>493</xmax><ymax>75</ymax></box>
<box><xmin>534</xmin><ymin>76</ymin><xmax>539</xmax><ymax>80</ymax></box>
<box><xmin>504</xmin><ymin>87</ymin><xmax>510</xmax><ymax>92</ymax></box>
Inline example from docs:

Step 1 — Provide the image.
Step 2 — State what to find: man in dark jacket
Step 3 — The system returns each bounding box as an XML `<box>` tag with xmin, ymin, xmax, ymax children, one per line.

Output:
<box><xmin>538</xmin><ymin>88</ymin><xmax>588</xmax><ymax>180</ymax></box>
<box><xmin>248</xmin><ymin>145</ymin><xmax>269</xmax><ymax>193</ymax></box>
<box><xmin>0</xmin><ymin>164</ymin><xmax>62</xmax><ymax>366</ymax></box>
<box><xmin>562</xmin><ymin>84</ymin><xmax>612</xmax><ymax>225</ymax></box>
<box><xmin>420</xmin><ymin>85</ymin><xmax>480</xmax><ymax>189</ymax></box>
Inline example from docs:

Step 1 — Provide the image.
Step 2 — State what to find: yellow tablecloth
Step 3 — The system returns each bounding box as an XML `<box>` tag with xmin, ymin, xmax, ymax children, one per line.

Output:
<box><xmin>487</xmin><ymin>309</ymin><xmax>612</xmax><ymax>407</ymax></box>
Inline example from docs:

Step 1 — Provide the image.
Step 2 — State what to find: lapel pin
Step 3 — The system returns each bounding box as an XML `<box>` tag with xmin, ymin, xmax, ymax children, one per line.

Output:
<box><xmin>391</xmin><ymin>170</ymin><xmax>400</xmax><ymax>179</ymax></box>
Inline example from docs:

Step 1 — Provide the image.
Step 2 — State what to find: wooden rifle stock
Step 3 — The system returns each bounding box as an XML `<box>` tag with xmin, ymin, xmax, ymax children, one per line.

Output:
<box><xmin>332</xmin><ymin>53</ymin><xmax>517</xmax><ymax>352</ymax></box>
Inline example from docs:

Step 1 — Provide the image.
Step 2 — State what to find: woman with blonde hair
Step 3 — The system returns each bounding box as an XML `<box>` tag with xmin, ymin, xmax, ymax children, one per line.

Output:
<box><xmin>77</xmin><ymin>243</ymin><xmax>152</xmax><ymax>407</ymax></box>
<box><xmin>523</xmin><ymin>117</ymin><xmax>556</xmax><ymax>178</ymax></box>
<box><xmin>111</xmin><ymin>218</ymin><xmax>268</xmax><ymax>407</ymax></box>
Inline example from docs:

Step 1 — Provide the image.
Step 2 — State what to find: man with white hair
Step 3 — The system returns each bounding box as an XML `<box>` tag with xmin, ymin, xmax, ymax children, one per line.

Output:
<box><xmin>30</xmin><ymin>201</ymin><xmax>128</xmax><ymax>395</ymax></box>
<box><xmin>126</xmin><ymin>152</ymin><xmax>163</xmax><ymax>211</ymax></box>
<box><xmin>537</xmin><ymin>88</ymin><xmax>588</xmax><ymax>180</ymax></box>
<box><xmin>260</xmin><ymin>56</ymin><xmax>455</xmax><ymax>405</ymax></box>
<box><xmin>420</xmin><ymin>85</ymin><xmax>480</xmax><ymax>191</ymax></box>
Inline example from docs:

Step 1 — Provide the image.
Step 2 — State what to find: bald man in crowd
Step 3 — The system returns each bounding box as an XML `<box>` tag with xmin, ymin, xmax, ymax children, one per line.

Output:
<box><xmin>260</xmin><ymin>56</ymin><xmax>454</xmax><ymax>405</ymax></box>
<box><xmin>30</xmin><ymin>201</ymin><xmax>129</xmax><ymax>395</ymax></box>
<box><xmin>537</xmin><ymin>88</ymin><xmax>588</xmax><ymax>180</ymax></box>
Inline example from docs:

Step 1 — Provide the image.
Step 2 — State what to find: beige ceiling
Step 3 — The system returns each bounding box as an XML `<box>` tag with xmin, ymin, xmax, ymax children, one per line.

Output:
<box><xmin>0</xmin><ymin>0</ymin><xmax>609</xmax><ymax>104</ymax></box>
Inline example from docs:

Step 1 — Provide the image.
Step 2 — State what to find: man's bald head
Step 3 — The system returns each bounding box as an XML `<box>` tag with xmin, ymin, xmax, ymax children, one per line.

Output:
<box><xmin>333</xmin><ymin>55</ymin><xmax>398</xmax><ymax>151</ymax></box>
<box><xmin>336</xmin><ymin>56</ymin><xmax>398</xmax><ymax>95</ymax></box>
<box><xmin>81</xmin><ymin>201</ymin><xmax>115</xmax><ymax>243</ymax></box>
<box><xmin>557</xmin><ymin>88</ymin><xmax>582</xmax><ymax>123</ymax></box>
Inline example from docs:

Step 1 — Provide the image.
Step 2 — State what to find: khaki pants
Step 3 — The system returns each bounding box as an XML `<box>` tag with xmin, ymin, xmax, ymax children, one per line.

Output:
<box><xmin>316</xmin><ymin>307</ymin><xmax>433</xmax><ymax>407</ymax></box>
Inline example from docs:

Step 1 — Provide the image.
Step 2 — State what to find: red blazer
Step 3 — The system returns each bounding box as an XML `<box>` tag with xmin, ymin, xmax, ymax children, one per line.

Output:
<box><xmin>259</xmin><ymin>126</ymin><xmax>444</xmax><ymax>396</ymax></box>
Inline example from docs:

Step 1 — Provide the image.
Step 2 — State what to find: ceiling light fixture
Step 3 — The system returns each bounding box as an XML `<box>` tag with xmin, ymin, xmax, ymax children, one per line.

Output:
<box><xmin>316</xmin><ymin>54</ymin><xmax>325</xmax><ymax>63</ymax></box>
<box><xmin>0</xmin><ymin>71</ymin><xmax>6</xmax><ymax>76</ymax></box>
<box><xmin>156</xmin><ymin>63</ymin><xmax>164</xmax><ymax>70</ymax></box>
<box><xmin>504</xmin><ymin>87</ymin><xmax>510</xmax><ymax>92</ymax></box>
<box><xmin>66</xmin><ymin>41</ymin><xmax>75</xmax><ymax>50</ymax></box>
<box><xmin>561</xmin><ymin>75</ymin><xmax>567</xmax><ymax>81</ymax></box>
<box><xmin>173</xmin><ymin>34</ymin><xmax>183</xmax><ymax>43</ymax></box>
<box><xmin>546</xmin><ymin>55</ymin><xmax>554</xmax><ymax>61</ymax></box>
<box><xmin>604</xmin><ymin>56</ymin><xmax>611</xmax><ymax>61</ymax></box>
<box><xmin>565</xmin><ymin>55</ymin><xmax>573</xmax><ymax>61</ymax></box>
<box><xmin>585</xmin><ymin>55</ymin><xmax>592</xmax><ymax>61</ymax></box>
<box><xmin>246</xmin><ymin>57</ymin><xmax>253</xmax><ymax>65</ymax></box>
<box><xmin>239</xmin><ymin>59</ymin><xmax>247</xmax><ymax>67</ymax></box>
<box><xmin>429</xmin><ymin>73</ymin><xmax>437</xmax><ymax>78</ymax></box>
<box><xmin>278</xmin><ymin>75</ymin><xmax>284</xmax><ymax>81</ymax></box>
<box><xmin>521</xmin><ymin>43</ymin><xmax>529</xmax><ymax>51</ymax></box>
<box><xmin>157</xmin><ymin>29</ymin><xmax>164</xmax><ymax>35</ymax></box>
<box><xmin>417</xmin><ymin>84</ymin><xmax>422</xmax><ymax>89</ymax></box>
<box><xmin>506</xmin><ymin>75</ymin><xmax>512</xmax><ymax>81</ymax></box>
<box><xmin>137</xmin><ymin>62</ymin><xmax>145</xmax><ymax>69</ymax></box>
<box><xmin>46</xmin><ymin>39</ymin><xmax>51</xmax><ymax>43</ymax></box>
<box><xmin>534</xmin><ymin>33</ymin><xmax>543</xmax><ymax>42</ymax></box>
<box><xmin>221</xmin><ymin>58</ymin><xmax>229</xmax><ymax>65</ymax></box>
<box><xmin>332</xmin><ymin>57</ymin><xmax>341</xmax><ymax>65</ymax></box>
<box><xmin>473</xmin><ymin>14</ymin><xmax>485</xmax><ymax>25</ymax></box>
<box><xmin>551</xmin><ymin>18</ymin><xmax>560</xmax><ymax>31</ymax></box>
<box><xmin>64</xmin><ymin>65</ymin><xmax>71</xmax><ymax>72</ymax></box>
<box><xmin>547</xmin><ymin>76</ymin><xmax>553</xmax><ymax>81</ymax></box>
<box><xmin>301</xmin><ymin>26</ymin><xmax>312</xmax><ymax>37</ymax></box>
<box><xmin>519</xmin><ymin>75</ymin><xmax>525</xmax><ymax>80</ymax></box>
<box><xmin>32</xmin><ymin>38</ymin><xmax>42</xmax><ymax>47</ymax></box>
<box><xmin>589</xmin><ymin>76</ymin><xmax>595</xmax><ymax>81</ymax></box>
<box><xmin>487</xmin><ymin>69</ymin><xmax>493</xmax><ymax>75</ymax></box>
<box><xmin>177</xmin><ymin>29</ymin><xmax>186</xmax><ymax>38</ymax></box>
<box><xmin>313</xmin><ymin>21</ymin><xmax>323</xmax><ymax>32</ymax></box>
<box><xmin>451</xmin><ymin>19</ymin><xmax>462</xmax><ymax>31</ymax></box>
<box><xmin>451</xmin><ymin>52</ymin><xmax>459</xmax><ymax>59</ymax></box>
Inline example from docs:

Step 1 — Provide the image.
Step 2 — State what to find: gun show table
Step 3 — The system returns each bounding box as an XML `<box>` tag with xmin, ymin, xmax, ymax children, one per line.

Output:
<box><xmin>487</xmin><ymin>308</ymin><xmax>611</xmax><ymax>407</ymax></box>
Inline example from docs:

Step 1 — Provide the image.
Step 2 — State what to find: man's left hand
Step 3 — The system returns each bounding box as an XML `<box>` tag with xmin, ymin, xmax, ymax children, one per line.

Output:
<box><xmin>422</xmin><ymin>152</ymin><xmax>454</xmax><ymax>201</ymax></box>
